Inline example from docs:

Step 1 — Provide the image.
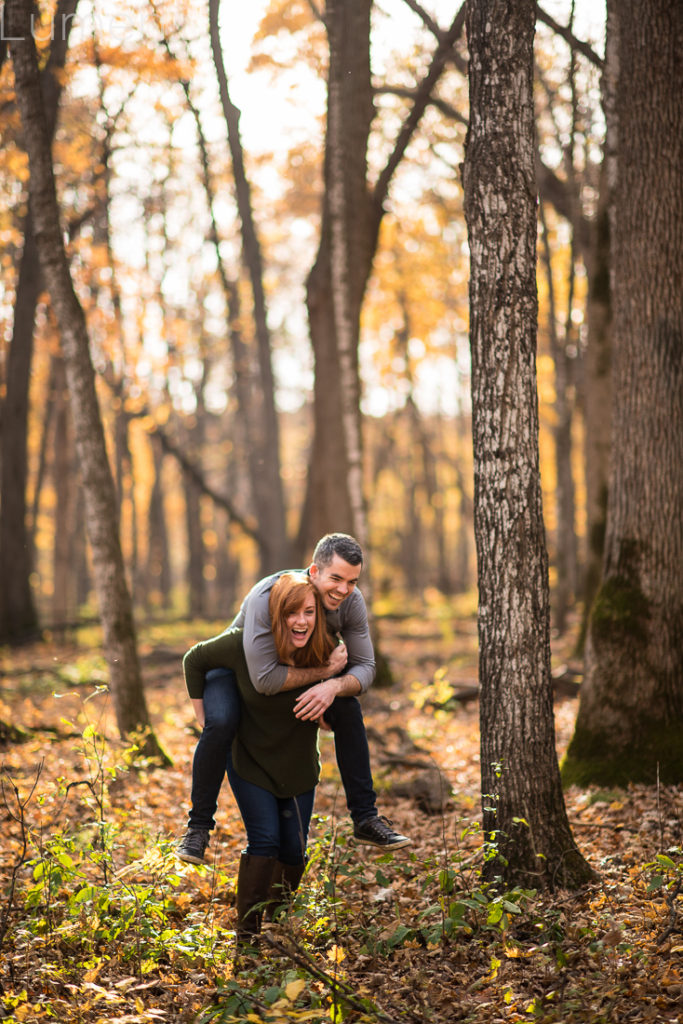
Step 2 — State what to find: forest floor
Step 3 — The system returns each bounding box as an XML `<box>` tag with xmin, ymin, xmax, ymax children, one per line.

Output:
<box><xmin>1</xmin><ymin>597</ymin><xmax>682</xmax><ymax>1024</ymax></box>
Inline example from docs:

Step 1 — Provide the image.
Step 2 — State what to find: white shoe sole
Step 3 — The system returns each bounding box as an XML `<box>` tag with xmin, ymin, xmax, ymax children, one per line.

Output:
<box><xmin>176</xmin><ymin>849</ymin><xmax>206</xmax><ymax>864</ymax></box>
<box><xmin>350</xmin><ymin>835</ymin><xmax>412</xmax><ymax>850</ymax></box>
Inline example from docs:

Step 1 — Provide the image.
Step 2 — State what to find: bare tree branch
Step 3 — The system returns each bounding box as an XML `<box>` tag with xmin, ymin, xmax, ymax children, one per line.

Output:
<box><xmin>399</xmin><ymin>0</ymin><xmax>467</xmax><ymax>74</ymax></box>
<box><xmin>150</xmin><ymin>424</ymin><xmax>264</xmax><ymax>546</ymax></box>
<box><xmin>304</xmin><ymin>0</ymin><xmax>323</xmax><ymax>21</ymax></box>
<box><xmin>374</xmin><ymin>83</ymin><xmax>467</xmax><ymax>126</ymax></box>
<box><xmin>536</xmin><ymin>2</ymin><xmax>604</xmax><ymax>69</ymax></box>
<box><xmin>372</xmin><ymin>4</ymin><xmax>466</xmax><ymax>213</ymax></box>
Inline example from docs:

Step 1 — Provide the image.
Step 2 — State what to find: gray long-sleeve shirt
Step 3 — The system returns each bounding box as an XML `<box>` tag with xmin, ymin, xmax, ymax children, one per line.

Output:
<box><xmin>230</xmin><ymin>569</ymin><xmax>375</xmax><ymax>695</ymax></box>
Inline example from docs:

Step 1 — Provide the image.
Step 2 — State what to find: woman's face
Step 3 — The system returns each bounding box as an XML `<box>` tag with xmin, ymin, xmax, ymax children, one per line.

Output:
<box><xmin>285</xmin><ymin>595</ymin><xmax>317</xmax><ymax>649</ymax></box>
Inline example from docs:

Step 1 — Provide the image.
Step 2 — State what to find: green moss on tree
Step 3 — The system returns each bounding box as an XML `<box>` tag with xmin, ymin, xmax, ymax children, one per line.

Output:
<box><xmin>590</xmin><ymin>573</ymin><xmax>650</xmax><ymax>646</ymax></box>
<box><xmin>562</xmin><ymin>719</ymin><xmax>683</xmax><ymax>787</ymax></box>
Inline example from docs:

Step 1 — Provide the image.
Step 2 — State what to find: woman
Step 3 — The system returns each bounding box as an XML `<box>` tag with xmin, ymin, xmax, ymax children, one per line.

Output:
<box><xmin>182</xmin><ymin>572</ymin><xmax>335</xmax><ymax>943</ymax></box>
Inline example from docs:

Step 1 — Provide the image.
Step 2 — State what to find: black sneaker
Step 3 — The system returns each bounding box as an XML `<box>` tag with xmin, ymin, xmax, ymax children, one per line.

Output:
<box><xmin>176</xmin><ymin>828</ymin><xmax>210</xmax><ymax>864</ymax></box>
<box><xmin>351</xmin><ymin>816</ymin><xmax>412</xmax><ymax>850</ymax></box>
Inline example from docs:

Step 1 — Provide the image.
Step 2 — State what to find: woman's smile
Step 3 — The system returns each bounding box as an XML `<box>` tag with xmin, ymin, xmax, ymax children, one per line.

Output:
<box><xmin>286</xmin><ymin>600</ymin><xmax>317</xmax><ymax>648</ymax></box>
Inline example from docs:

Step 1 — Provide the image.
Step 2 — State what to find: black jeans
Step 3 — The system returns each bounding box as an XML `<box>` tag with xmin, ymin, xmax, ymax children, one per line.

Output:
<box><xmin>187</xmin><ymin>668</ymin><xmax>377</xmax><ymax>831</ymax></box>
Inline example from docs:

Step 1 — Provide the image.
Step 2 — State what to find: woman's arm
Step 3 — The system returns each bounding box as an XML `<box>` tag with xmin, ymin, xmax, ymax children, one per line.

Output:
<box><xmin>182</xmin><ymin>628</ymin><xmax>245</xmax><ymax>699</ymax></box>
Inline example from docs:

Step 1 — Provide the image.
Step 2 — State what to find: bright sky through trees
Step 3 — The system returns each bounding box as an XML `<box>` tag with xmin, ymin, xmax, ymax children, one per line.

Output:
<box><xmin>28</xmin><ymin>0</ymin><xmax>604</xmax><ymax>421</ymax></box>
<box><xmin>221</xmin><ymin>1</ymin><xmax>605</xmax><ymax>155</ymax></box>
<box><xmin>214</xmin><ymin>0</ymin><xmax>606</xmax><ymax>418</ymax></box>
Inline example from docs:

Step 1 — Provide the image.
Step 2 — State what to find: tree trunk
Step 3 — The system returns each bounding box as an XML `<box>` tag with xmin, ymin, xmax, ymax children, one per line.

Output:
<box><xmin>144</xmin><ymin>433</ymin><xmax>172</xmax><ymax>611</ymax></box>
<box><xmin>539</xmin><ymin>198</ymin><xmax>578</xmax><ymax>634</ymax></box>
<box><xmin>325</xmin><ymin>0</ymin><xmax>374</xmax><ymax>556</ymax></box>
<box><xmin>463</xmin><ymin>0</ymin><xmax>594</xmax><ymax>888</ymax></box>
<box><xmin>157</xmin><ymin>19</ymin><xmax>284</xmax><ymax>577</ymax></box>
<box><xmin>576</xmin><ymin>159</ymin><xmax>612</xmax><ymax>653</ymax></box>
<box><xmin>0</xmin><ymin>218</ymin><xmax>41</xmax><ymax>643</ymax></box>
<box><xmin>301</xmin><ymin>4</ymin><xmax>466</xmax><ymax>556</ymax></box>
<box><xmin>8</xmin><ymin>0</ymin><xmax>167</xmax><ymax>763</ymax></box>
<box><xmin>0</xmin><ymin>0</ymin><xmax>78</xmax><ymax>644</ymax></box>
<box><xmin>52</xmin><ymin>355</ymin><xmax>78</xmax><ymax>629</ymax></box>
<box><xmin>184</xmin><ymin>471</ymin><xmax>206</xmax><ymax>618</ymax></box>
<box><xmin>209</xmin><ymin>0</ymin><xmax>290</xmax><ymax>571</ymax></box>
<box><xmin>184</xmin><ymin>398</ymin><xmax>208</xmax><ymax>619</ymax></box>
<box><xmin>564</xmin><ymin>0</ymin><xmax>683</xmax><ymax>787</ymax></box>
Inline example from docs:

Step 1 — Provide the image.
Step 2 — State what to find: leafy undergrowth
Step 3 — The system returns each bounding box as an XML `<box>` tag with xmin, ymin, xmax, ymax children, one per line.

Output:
<box><xmin>1</xmin><ymin>607</ymin><xmax>682</xmax><ymax>1024</ymax></box>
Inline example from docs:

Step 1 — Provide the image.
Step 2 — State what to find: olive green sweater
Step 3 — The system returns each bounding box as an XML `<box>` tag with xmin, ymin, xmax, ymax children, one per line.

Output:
<box><xmin>182</xmin><ymin>628</ymin><xmax>320</xmax><ymax>798</ymax></box>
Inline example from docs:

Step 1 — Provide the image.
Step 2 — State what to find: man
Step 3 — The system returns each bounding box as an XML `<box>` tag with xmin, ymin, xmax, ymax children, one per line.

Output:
<box><xmin>177</xmin><ymin>532</ymin><xmax>411</xmax><ymax>863</ymax></box>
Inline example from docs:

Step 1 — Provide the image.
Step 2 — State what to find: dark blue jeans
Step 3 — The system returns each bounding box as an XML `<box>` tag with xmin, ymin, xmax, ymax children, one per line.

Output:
<box><xmin>226</xmin><ymin>751</ymin><xmax>315</xmax><ymax>863</ymax></box>
<box><xmin>187</xmin><ymin>668</ymin><xmax>377</xmax><ymax>831</ymax></box>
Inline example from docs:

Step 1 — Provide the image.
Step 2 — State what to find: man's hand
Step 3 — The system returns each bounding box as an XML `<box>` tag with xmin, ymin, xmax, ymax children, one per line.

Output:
<box><xmin>322</xmin><ymin>642</ymin><xmax>347</xmax><ymax>679</ymax></box>
<box><xmin>293</xmin><ymin>672</ymin><xmax>360</xmax><ymax>721</ymax></box>
<box><xmin>277</xmin><ymin>642</ymin><xmax>350</xmax><ymax>693</ymax></box>
<box><xmin>293</xmin><ymin>680</ymin><xmax>339</xmax><ymax>721</ymax></box>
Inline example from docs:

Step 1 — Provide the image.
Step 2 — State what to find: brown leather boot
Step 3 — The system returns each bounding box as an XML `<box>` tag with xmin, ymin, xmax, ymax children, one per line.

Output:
<box><xmin>236</xmin><ymin>852</ymin><xmax>278</xmax><ymax>944</ymax></box>
<box><xmin>267</xmin><ymin>860</ymin><xmax>306</xmax><ymax>922</ymax></box>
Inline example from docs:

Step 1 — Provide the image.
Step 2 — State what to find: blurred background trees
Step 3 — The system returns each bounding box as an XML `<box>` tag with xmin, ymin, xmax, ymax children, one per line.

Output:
<box><xmin>1</xmin><ymin>0</ymin><xmax>605</xmax><ymax>640</ymax></box>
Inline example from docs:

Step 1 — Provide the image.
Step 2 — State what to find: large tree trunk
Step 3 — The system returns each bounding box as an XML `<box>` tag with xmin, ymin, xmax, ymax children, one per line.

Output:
<box><xmin>564</xmin><ymin>0</ymin><xmax>683</xmax><ymax>786</ymax></box>
<box><xmin>577</xmin><ymin>154</ymin><xmax>612</xmax><ymax>653</ymax></box>
<box><xmin>0</xmin><ymin>0</ymin><xmax>78</xmax><ymax>644</ymax></box>
<box><xmin>0</xmin><ymin>219</ymin><xmax>41</xmax><ymax>642</ymax></box>
<box><xmin>301</xmin><ymin>3</ymin><xmax>466</xmax><ymax>556</ymax></box>
<box><xmin>8</xmin><ymin>0</ymin><xmax>167</xmax><ymax>762</ymax></box>
<box><xmin>324</xmin><ymin>0</ymin><xmax>374</xmax><ymax>555</ymax></box>
<box><xmin>463</xmin><ymin>0</ymin><xmax>594</xmax><ymax>888</ymax></box>
<box><xmin>209</xmin><ymin>0</ymin><xmax>290</xmax><ymax>571</ymax></box>
<box><xmin>302</xmin><ymin>0</ymin><xmax>374</xmax><ymax>551</ymax></box>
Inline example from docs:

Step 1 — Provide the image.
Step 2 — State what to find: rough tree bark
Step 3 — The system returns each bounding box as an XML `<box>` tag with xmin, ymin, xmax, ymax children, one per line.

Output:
<box><xmin>7</xmin><ymin>0</ymin><xmax>167</xmax><ymax>762</ymax></box>
<box><xmin>463</xmin><ymin>0</ymin><xmax>594</xmax><ymax>888</ymax></box>
<box><xmin>0</xmin><ymin>0</ymin><xmax>78</xmax><ymax>644</ymax></box>
<box><xmin>564</xmin><ymin>0</ymin><xmax>683</xmax><ymax>786</ymax></box>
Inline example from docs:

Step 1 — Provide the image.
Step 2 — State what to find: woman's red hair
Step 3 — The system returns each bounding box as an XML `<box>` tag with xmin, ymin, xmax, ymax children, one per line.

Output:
<box><xmin>269</xmin><ymin>572</ymin><xmax>336</xmax><ymax>667</ymax></box>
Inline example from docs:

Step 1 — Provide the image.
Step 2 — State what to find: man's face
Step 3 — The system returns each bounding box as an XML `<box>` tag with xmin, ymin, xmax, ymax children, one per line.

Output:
<box><xmin>309</xmin><ymin>554</ymin><xmax>361</xmax><ymax>612</ymax></box>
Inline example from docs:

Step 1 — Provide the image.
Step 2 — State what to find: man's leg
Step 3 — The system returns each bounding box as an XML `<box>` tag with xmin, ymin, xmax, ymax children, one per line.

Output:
<box><xmin>323</xmin><ymin>697</ymin><xmax>411</xmax><ymax>849</ymax></box>
<box><xmin>177</xmin><ymin>668</ymin><xmax>240</xmax><ymax>863</ymax></box>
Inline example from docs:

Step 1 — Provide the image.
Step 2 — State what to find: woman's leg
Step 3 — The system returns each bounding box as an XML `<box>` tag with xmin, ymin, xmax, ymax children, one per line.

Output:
<box><xmin>227</xmin><ymin>764</ymin><xmax>283</xmax><ymax>941</ymax></box>
<box><xmin>265</xmin><ymin>789</ymin><xmax>315</xmax><ymax>921</ymax></box>
<box><xmin>186</xmin><ymin>668</ymin><xmax>241</xmax><ymax>831</ymax></box>
<box><xmin>277</xmin><ymin>789</ymin><xmax>315</xmax><ymax>866</ymax></box>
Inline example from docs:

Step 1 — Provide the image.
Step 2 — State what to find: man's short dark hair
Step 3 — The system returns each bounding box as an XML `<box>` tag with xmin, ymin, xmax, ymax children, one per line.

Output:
<box><xmin>312</xmin><ymin>533</ymin><xmax>363</xmax><ymax>568</ymax></box>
